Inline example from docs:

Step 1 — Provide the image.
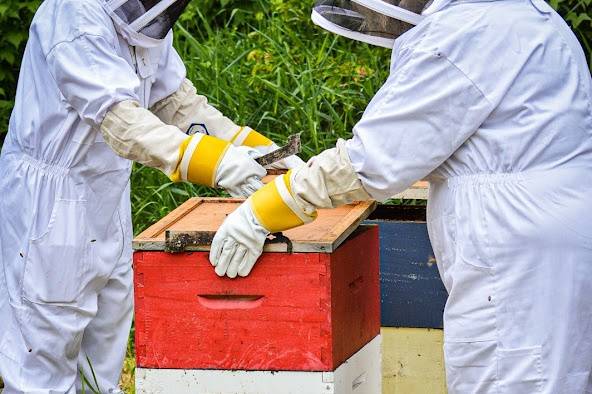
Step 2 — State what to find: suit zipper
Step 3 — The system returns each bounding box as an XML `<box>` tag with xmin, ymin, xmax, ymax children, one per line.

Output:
<box><xmin>129</xmin><ymin>46</ymin><xmax>149</xmax><ymax>107</ymax></box>
<box><xmin>130</xmin><ymin>46</ymin><xmax>138</xmax><ymax>74</ymax></box>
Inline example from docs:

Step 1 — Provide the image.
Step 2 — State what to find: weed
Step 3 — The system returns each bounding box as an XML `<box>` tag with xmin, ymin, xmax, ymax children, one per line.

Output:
<box><xmin>79</xmin><ymin>355</ymin><xmax>101</xmax><ymax>394</ymax></box>
<box><xmin>120</xmin><ymin>329</ymin><xmax>137</xmax><ymax>393</ymax></box>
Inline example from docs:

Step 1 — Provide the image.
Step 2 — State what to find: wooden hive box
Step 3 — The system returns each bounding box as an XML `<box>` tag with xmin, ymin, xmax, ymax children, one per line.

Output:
<box><xmin>133</xmin><ymin>198</ymin><xmax>380</xmax><ymax>372</ymax></box>
<box><xmin>366</xmin><ymin>205</ymin><xmax>447</xmax><ymax>393</ymax></box>
<box><xmin>366</xmin><ymin>205</ymin><xmax>447</xmax><ymax>329</ymax></box>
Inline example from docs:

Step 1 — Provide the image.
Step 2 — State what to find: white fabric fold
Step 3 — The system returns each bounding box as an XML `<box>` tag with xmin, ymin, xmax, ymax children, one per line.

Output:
<box><xmin>150</xmin><ymin>78</ymin><xmax>241</xmax><ymax>140</ymax></box>
<box><xmin>291</xmin><ymin>139</ymin><xmax>372</xmax><ymax>215</ymax></box>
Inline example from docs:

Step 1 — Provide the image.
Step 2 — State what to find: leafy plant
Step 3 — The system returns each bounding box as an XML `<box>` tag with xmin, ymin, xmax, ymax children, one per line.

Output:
<box><xmin>0</xmin><ymin>0</ymin><xmax>589</xmax><ymax>391</ymax></box>
<box><xmin>0</xmin><ymin>0</ymin><xmax>41</xmax><ymax>136</ymax></box>
<box><xmin>550</xmin><ymin>0</ymin><xmax>592</xmax><ymax>64</ymax></box>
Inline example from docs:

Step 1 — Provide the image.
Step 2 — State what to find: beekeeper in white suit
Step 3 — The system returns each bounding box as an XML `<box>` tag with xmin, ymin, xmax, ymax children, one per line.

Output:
<box><xmin>211</xmin><ymin>0</ymin><xmax>592</xmax><ymax>392</ymax></box>
<box><xmin>0</xmin><ymin>0</ymin><xmax>303</xmax><ymax>391</ymax></box>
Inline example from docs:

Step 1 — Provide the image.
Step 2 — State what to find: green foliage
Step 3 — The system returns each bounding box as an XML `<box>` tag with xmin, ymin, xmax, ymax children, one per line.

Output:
<box><xmin>79</xmin><ymin>355</ymin><xmax>102</xmax><ymax>394</ymax></box>
<box><xmin>0</xmin><ymin>0</ymin><xmax>41</xmax><ymax>134</ymax></box>
<box><xmin>550</xmin><ymin>0</ymin><xmax>592</xmax><ymax>64</ymax></box>
<box><xmin>178</xmin><ymin>0</ymin><xmax>388</xmax><ymax>153</ymax></box>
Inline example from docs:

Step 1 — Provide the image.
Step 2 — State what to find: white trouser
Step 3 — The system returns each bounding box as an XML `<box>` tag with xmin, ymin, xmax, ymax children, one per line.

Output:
<box><xmin>0</xmin><ymin>154</ymin><xmax>134</xmax><ymax>393</ymax></box>
<box><xmin>428</xmin><ymin>170</ymin><xmax>592</xmax><ymax>393</ymax></box>
<box><xmin>0</xmin><ymin>250</ymin><xmax>133</xmax><ymax>393</ymax></box>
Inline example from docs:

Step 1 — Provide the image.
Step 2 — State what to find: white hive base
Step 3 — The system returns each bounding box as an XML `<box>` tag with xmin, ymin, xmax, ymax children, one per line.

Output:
<box><xmin>136</xmin><ymin>335</ymin><xmax>381</xmax><ymax>394</ymax></box>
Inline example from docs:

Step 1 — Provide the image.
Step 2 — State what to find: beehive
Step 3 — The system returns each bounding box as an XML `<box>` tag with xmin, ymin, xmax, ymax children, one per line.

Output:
<box><xmin>133</xmin><ymin>198</ymin><xmax>381</xmax><ymax>384</ymax></box>
<box><xmin>367</xmin><ymin>204</ymin><xmax>448</xmax><ymax>393</ymax></box>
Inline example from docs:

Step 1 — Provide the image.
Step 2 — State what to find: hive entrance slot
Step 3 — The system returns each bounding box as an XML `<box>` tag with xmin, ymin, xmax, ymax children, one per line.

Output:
<box><xmin>197</xmin><ymin>294</ymin><xmax>265</xmax><ymax>310</ymax></box>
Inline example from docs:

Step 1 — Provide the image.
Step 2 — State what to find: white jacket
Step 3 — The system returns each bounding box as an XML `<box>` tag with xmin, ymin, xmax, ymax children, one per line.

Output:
<box><xmin>345</xmin><ymin>0</ymin><xmax>592</xmax><ymax>392</ymax></box>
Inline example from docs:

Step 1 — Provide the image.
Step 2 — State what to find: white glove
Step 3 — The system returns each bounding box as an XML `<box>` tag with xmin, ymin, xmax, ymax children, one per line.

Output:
<box><xmin>209</xmin><ymin>139</ymin><xmax>372</xmax><ymax>278</ymax></box>
<box><xmin>210</xmin><ymin>200</ymin><xmax>269</xmax><ymax>278</ymax></box>
<box><xmin>216</xmin><ymin>145</ymin><xmax>265</xmax><ymax>197</ymax></box>
<box><xmin>275</xmin><ymin>155</ymin><xmax>306</xmax><ymax>169</ymax></box>
<box><xmin>100</xmin><ymin>101</ymin><xmax>265</xmax><ymax>198</ymax></box>
<box><xmin>150</xmin><ymin>79</ymin><xmax>242</xmax><ymax>141</ymax></box>
<box><xmin>210</xmin><ymin>173</ymin><xmax>315</xmax><ymax>278</ymax></box>
<box><xmin>170</xmin><ymin>133</ymin><xmax>265</xmax><ymax>197</ymax></box>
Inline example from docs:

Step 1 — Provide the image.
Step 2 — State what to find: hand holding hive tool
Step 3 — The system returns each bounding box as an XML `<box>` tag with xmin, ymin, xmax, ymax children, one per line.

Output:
<box><xmin>255</xmin><ymin>133</ymin><xmax>301</xmax><ymax>168</ymax></box>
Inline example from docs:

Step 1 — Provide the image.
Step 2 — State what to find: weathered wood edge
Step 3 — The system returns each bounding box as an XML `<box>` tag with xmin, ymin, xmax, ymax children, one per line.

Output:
<box><xmin>134</xmin><ymin>198</ymin><xmax>202</xmax><ymax>242</ymax></box>
<box><xmin>134</xmin><ymin>197</ymin><xmax>246</xmax><ymax>246</ymax></box>
<box><xmin>132</xmin><ymin>240</ymin><xmax>332</xmax><ymax>253</ymax></box>
<box><xmin>324</xmin><ymin>200</ymin><xmax>377</xmax><ymax>252</ymax></box>
<box><xmin>133</xmin><ymin>200</ymin><xmax>377</xmax><ymax>253</ymax></box>
<box><xmin>392</xmin><ymin>181</ymin><xmax>429</xmax><ymax>200</ymax></box>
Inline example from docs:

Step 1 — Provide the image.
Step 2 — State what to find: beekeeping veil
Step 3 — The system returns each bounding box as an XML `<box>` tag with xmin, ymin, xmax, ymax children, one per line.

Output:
<box><xmin>103</xmin><ymin>0</ymin><xmax>191</xmax><ymax>47</ymax></box>
<box><xmin>312</xmin><ymin>0</ymin><xmax>429</xmax><ymax>48</ymax></box>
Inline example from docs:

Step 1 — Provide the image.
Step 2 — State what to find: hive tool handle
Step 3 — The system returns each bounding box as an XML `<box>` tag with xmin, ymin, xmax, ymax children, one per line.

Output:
<box><xmin>255</xmin><ymin>133</ymin><xmax>301</xmax><ymax>167</ymax></box>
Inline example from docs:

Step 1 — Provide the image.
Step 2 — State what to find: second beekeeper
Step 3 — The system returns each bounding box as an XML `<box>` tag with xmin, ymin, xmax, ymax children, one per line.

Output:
<box><xmin>210</xmin><ymin>0</ymin><xmax>592</xmax><ymax>393</ymax></box>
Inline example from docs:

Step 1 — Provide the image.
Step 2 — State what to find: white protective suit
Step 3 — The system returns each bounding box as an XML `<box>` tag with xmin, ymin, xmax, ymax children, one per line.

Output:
<box><xmin>0</xmin><ymin>0</ymin><xmax>266</xmax><ymax>391</ymax></box>
<box><xmin>211</xmin><ymin>0</ymin><xmax>592</xmax><ymax>391</ymax></box>
<box><xmin>345</xmin><ymin>0</ymin><xmax>592</xmax><ymax>392</ymax></box>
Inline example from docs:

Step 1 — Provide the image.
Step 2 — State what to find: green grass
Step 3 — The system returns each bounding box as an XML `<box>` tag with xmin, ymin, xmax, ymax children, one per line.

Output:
<box><xmin>130</xmin><ymin>0</ymin><xmax>390</xmax><ymax>235</ymax></box>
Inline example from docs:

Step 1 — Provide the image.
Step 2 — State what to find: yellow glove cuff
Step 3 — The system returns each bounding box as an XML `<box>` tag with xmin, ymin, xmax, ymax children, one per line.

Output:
<box><xmin>250</xmin><ymin>172</ymin><xmax>317</xmax><ymax>233</ymax></box>
<box><xmin>230</xmin><ymin>127</ymin><xmax>273</xmax><ymax>148</ymax></box>
<box><xmin>170</xmin><ymin>134</ymin><xmax>230</xmax><ymax>186</ymax></box>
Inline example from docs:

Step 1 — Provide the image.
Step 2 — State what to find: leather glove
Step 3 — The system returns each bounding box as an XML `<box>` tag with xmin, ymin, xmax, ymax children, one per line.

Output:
<box><xmin>101</xmin><ymin>100</ymin><xmax>265</xmax><ymax>197</ymax></box>
<box><xmin>171</xmin><ymin>133</ymin><xmax>266</xmax><ymax>198</ymax></box>
<box><xmin>149</xmin><ymin>79</ymin><xmax>302</xmax><ymax>171</ymax></box>
<box><xmin>209</xmin><ymin>200</ymin><xmax>269</xmax><ymax>278</ymax></box>
<box><xmin>210</xmin><ymin>172</ymin><xmax>315</xmax><ymax>277</ymax></box>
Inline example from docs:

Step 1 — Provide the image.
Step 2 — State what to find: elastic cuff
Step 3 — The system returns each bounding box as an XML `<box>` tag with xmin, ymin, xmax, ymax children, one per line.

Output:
<box><xmin>230</xmin><ymin>127</ymin><xmax>273</xmax><ymax>148</ymax></box>
<box><xmin>170</xmin><ymin>134</ymin><xmax>230</xmax><ymax>186</ymax></box>
<box><xmin>250</xmin><ymin>172</ymin><xmax>316</xmax><ymax>233</ymax></box>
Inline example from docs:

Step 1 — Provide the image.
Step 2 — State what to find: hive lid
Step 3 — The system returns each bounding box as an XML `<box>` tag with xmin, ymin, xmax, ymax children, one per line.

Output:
<box><xmin>133</xmin><ymin>197</ymin><xmax>376</xmax><ymax>253</ymax></box>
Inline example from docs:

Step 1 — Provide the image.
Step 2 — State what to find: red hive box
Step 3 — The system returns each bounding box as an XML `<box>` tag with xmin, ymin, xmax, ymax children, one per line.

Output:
<box><xmin>133</xmin><ymin>198</ymin><xmax>380</xmax><ymax>372</ymax></box>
